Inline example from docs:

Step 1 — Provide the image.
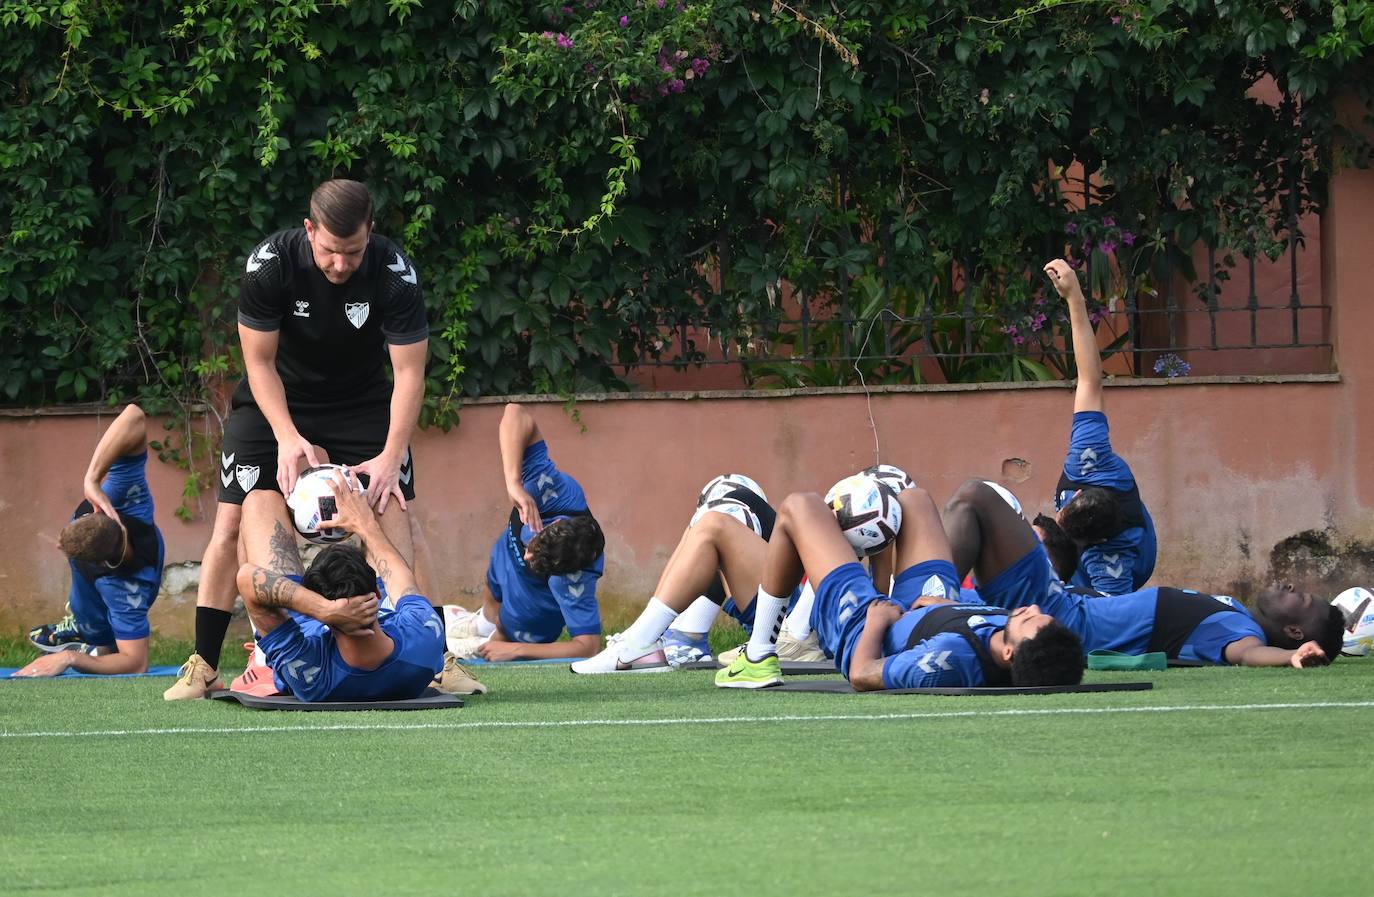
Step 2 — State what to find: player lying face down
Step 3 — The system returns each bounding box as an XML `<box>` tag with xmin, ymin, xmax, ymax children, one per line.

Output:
<box><xmin>234</xmin><ymin>472</ymin><xmax>443</xmax><ymax>702</ymax></box>
<box><xmin>715</xmin><ymin>487</ymin><xmax>1084</xmax><ymax>690</ymax></box>
<box><xmin>943</xmin><ymin>479</ymin><xmax>1341</xmax><ymax>668</ymax></box>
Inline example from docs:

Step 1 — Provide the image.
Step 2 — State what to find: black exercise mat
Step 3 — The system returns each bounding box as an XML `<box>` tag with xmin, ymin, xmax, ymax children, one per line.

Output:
<box><xmin>679</xmin><ymin>659</ymin><xmax>835</xmax><ymax>674</ymax></box>
<box><xmin>210</xmin><ymin>688</ymin><xmax>463</xmax><ymax>711</ymax></box>
<box><xmin>765</xmin><ymin>680</ymin><xmax>1153</xmax><ymax>696</ymax></box>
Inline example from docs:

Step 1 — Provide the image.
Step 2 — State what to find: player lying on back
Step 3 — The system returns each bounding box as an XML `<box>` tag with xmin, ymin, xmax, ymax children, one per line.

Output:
<box><xmin>16</xmin><ymin>405</ymin><xmax>164</xmax><ymax>677</ymax></box>
<box><xmin>440</xmin><ymin>403</ymin><xmax>605</xmax><ymax>664</ymax></box>
<box><xmin>942</xmin><ymin>479</ymin><xmax>1342</xmax><ymax>667</ymax></box>
<box><xmin>1044</xmin><ymin>258</ymin><xmax>1157</xmax><ymax>595</ymax></box>
<box><xmin>712</xmin><ymin>486</ymin><xmax>1084</xmax><ymax>690</ymax></box>
<box><xmin>234</xmin><ymin>472</ymin><xmax>443</xmax><ymax>702</ymax></box>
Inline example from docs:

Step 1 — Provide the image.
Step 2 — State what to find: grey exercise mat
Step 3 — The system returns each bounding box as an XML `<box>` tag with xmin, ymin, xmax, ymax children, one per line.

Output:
<box><xmin>765</xmin><ymin>680</ymin><xmax>1154</xmax><ymax>696</ymax></box>
<box><xmin>210</xmin><ymin>688</ymin><xmax>462</xmax><ymax>711</ymax></box>
<box><xmin>680</xmin><ymin>660</ymin><xmax>835</xmax><ymax>674</ymax></box>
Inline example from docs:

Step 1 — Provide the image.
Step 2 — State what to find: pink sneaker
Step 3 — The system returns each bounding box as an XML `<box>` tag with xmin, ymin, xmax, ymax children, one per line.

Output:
<box><xmin>230</xmin><ymin>641</ymin><xmax>281</xmax><ymax>697</ymax></box>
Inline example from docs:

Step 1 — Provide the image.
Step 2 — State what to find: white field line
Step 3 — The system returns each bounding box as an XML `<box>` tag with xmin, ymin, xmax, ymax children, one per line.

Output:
<box><xmin>2</xmin><ymin>701</ymin><xmax>1373</xmax><ymax>740</ymax></box>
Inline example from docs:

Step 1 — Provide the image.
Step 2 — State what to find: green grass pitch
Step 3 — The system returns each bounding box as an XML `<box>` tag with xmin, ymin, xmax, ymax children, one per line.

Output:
<box><xmin>1</xmin><ymin>654</ymin><xmax>1370</xmax><ymax>897</ymax></box>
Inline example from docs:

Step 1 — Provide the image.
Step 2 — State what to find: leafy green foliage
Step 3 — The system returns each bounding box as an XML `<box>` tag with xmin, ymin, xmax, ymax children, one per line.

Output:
<box><xmin>2</xmin><ymin>0</ymin><xmax>1372</xmax><ymax>418</ymax></box>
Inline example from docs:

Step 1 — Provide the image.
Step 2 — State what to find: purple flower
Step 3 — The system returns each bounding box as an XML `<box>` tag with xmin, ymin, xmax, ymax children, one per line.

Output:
<box><xmin>1030</xmin><ymin>312</ymin><xmax>1048</xmax><ymax>332</ymax></box>
<box><xmin>1088</xmin><ymin>306</ymin><xmax>1108</xmax><ymax>324</ymax></box>
<box><xmin>668</xmin><ymin>78</ymin><xmax>685</xmax><ymax>93</ymax></box>
<box><xmin>541</xmin><ymin>31</ymin><xmax>554</xmax><ymax>39</ymax></box>
<box><xmin>691</xmin><ymin>57</ymin><xmax>710</xmax><ymax>76</ymax></box>
<box><xmin>1065</xmin><ymin>221</ymin><xmax>1078</xmax><ymax>234</ymax></box>
<box><xmin>561</xmin><ymin>5</ymin><xmax>574</xmax><ymax>14</ymax></box>
<box><xmin>1111</xmin><ymin>15</ymin><xmax>1122</xmax><ymax>25</ymax></box>
<box><xmin>619</xmin><ymin>14</ymin><xmax>629</xmax><ymax>26</ymax></box>
<box><xmin>555</xmin><ymin>32</ymin><xmax>574</xmax><ymax>49</ymax></box>
<box><xmin>657</xmin><ymin>83</ymin><xmax>670</xmax><ymax>96</ymax></box>
<box><xmin>1098</xmin><ymin>239</ymin><xmax>1117</xmax><ymax>255</ymax></box>
<box><xmin>1153</xmin><ymin>353</ymin><xmax>1191</xmax><ymax>378</ymax></box>
<box><xmin>1002</xmin><ymin>324</ymin><xmax>1019</xmax><ymax>336</ymax></box>
<box><xmin>1121</xmin><ymin>230</ymin><xmax>1136</xmax><ymax>247</ymax></box>
<box><xmin>1103</xmin><ymin>216</ymin><xmax>1116</xmax><ymax>227</ymax></box>
<box><xmin>1012</xmin><ymin>334</ymin><xmax>1026</xmax><ymax>346</ymax></box>
<box><xmin>657</xmin><ymin>0</ymin><xmax>665</xmax><ymax>7</ymax></box>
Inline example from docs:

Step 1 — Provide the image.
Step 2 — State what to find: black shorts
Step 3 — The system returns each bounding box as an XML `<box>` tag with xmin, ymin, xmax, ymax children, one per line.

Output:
<box><xmin>217</xmin><ymin>392</ymin><xmax>417</xmax><ymax>505</ymax></box>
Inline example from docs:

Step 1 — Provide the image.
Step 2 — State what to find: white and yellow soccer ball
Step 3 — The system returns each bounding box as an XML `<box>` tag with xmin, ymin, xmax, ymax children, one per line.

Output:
<box><xmin>697</xmin><ymin>473</ymin><xmax>767</xmax><ymax>507</ymax></box>
<box><xmin>1332</xmin><ymin>587</ymin><xmax>1374</xmax><ymax>656</ymax></box>
<box><xmin>824</xmin><ymin>473</ymin><xmax>902</xmax><ymax>558</ymax></box>
<box><xmin>863</xmin><ymin>463</ymin><xmax>916</xmax><ymax>494</ymax></box>
<box><xmin>286</xmin><ymin>464</ymin><xmax>364</xmax><ymax>545</ymax></box>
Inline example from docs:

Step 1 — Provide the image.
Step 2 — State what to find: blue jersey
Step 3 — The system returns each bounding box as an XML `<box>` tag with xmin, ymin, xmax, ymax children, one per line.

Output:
<box><xmin>259</xmin><ymin>595</ymin><xmax>445</xmax><ymax>702</ymax></box>
<box><xmin>1032</xmin><ymin>585</ymin><xmax>1262</xmax><ymax>665</ymax></box>
<box><xmin>66</xmin><ymin>452</ymin><xmax>164</xmax><ymax>645</ymax></box>
<box><xmin>485</xmin><ymin>440</ymin><xmax>603</xmax><ymax>643</ymax></box>
<box><xmin>1057</xmin><ymin>411</ymin><xmax>1157</xmax><ymax>594</ymax></box>
<box><xmin>811</xmin><ymin>560</ymin><xmax>962</xmax><ymax>682</ymax></box>
<box><xmin>883</xmin><ymin>605</ymin><xmax>1010</xmax><ymax>689</ymax></box>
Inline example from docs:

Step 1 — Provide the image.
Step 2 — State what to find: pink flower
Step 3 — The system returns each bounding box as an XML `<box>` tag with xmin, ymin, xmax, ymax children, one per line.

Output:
<box><xmin>691</xmin><ymin>58</ymin><xmax>709</xmax><ymax>76</ymax></box>
<box><xmin>619</xmin><ymin>15</ymin><xmax>629</xmax><ymax>26</ymax></box>
<box><xmin>1099</xmin><ymin>239</ymin><xmax>1117</xmax><ymax>255</ymax></box>
<box><xmin>657</xmin><ymin>0</ymin><xmax>665</xmax><ymax>7</ymax></box>
<box><xmin>1103</xmin><ymin>216</ymin><xmax>1116</xmax><ymax>227</ymax></box>
<box><xmin>1065</xmin><ymin>221</ymin><xmax>1078</xmax><ymax>234</ymax></box>
<box><xmin>1012</xmin><ymin>334</ymin><xmax>1026</xmax><ymax>346</ymax></box>
<box><xmin>1121</xmin><ymin>231</ymin><xmax>1136</xmax><ymax>246</ymax></box>
<box><xmin>668</xmin><ymin>78</ymin><xmax>685</xmax><ymax>93</ymax></box>
<box><xmin>555</xmin><ymin>33</ymin><xmax>574</xmax><ymax>49</ymax></box>
<box><xmin>1111</xmin><ymin>15</ymin><xmax>1122</xmax><ymax>25</ymax></box>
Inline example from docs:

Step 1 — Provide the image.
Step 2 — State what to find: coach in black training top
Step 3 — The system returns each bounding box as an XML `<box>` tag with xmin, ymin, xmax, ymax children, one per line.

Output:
<box><xmin>164</xmin><ymin>179</ymin><xmax>429</xmax><ymax>701</ymax></box>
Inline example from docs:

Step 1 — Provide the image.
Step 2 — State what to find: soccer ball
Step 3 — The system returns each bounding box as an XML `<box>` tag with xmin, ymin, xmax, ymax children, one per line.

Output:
<box><xmin>824</xmin><ymin>473</ymin><xmax>902</xmax><ymax>558</ymax></box>
<box><xmin>689</xmin><ymin>497</ymin><xmax>764</xmax><ymax>537</ymax></box>
<box><xmin>287</xmin><ymin>464</ymin><xmax>364</xmax><ymax>544</ymax></box>
<box><xmin>863</xmin><ymin>464</ymin><xmax>916</xmax><ymax>494</ymax></box>
<box><xmin>697</xmin><ymin>473</ymin><xmax>767</xmax><ymax>507</ymax></box>
<box><xmin>1331</xmin><ymin>587</ymin><xmax>1374</xmax><ymax>656</ymax></box>
<box><xmin>983</xmin><ymin>480</ymin><xmax>1025</xmax><ymax>518</ymax></box>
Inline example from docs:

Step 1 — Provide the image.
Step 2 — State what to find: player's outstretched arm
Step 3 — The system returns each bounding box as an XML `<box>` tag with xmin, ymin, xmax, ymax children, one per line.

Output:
<box><xmin>82</xmin><ymin>404</ymin><xmax>148</xmax><ymax>518</ymax></box>
<box><xmin>319</xmin><ymin>472</ymin><xmax>420</xmax><ymax>600</ymax></box>
<box><xmin>1044</xmin><ymin>258</ymin><xmax>1103</xmax><ymax>414</ymax></box>
<box><xmin>848</xmin><ymin>600</ymin><xmax>904</xmax><ymax>691</ymax></box>
<box><xmin>1223</xmin><ymin>636</ymin><xmax>1329</xmax><ymax>668</ymax></box>
<box><xmin>500</xmin><ymin>403</ymin><xmax>544</xmax><ymax>531</ymax></box>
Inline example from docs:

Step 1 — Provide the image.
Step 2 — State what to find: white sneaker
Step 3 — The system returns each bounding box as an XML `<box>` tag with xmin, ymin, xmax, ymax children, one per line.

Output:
<box><xmin>570</xmin><ymin>638</ymin><xmax>671</xmax><ymax>674</ymax></box>
<box><xmin>717</xmin><ymin>630</ymin><xmax>827</xmax><ymax>667</ymax></box>
<box><xmin>446</xmin><ymin>635</ymin><xmax>488</xmax><ymax>660</ymax></box>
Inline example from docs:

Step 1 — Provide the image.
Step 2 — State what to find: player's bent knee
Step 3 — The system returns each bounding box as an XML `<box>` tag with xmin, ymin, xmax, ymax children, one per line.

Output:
<box><xmin>946</xmin><ymin>478</ymin><xmax>996</xmax><ymax>512</ymax></box>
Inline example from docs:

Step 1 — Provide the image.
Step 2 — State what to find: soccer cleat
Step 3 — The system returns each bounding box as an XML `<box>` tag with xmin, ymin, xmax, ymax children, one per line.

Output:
<box><xmin>714</xmin><ymin>651</ymin><xmax>783</xmax><ymax>689</ymax></box>
<box><xmin>162</xmin><ymin>653</ymin><xmax>223</xmax><ymax>701</ymax></box>
<box><xmin>432</xmin><ymin>652</ymin><xmax>489</xmax><ymax>695</ymax></box>
<box><xmin>570</xmin><ymin>637</ymin><xmax>671</xmax><ymax>674</ymax></box>
<box><xmin>28</xmin><ymin>608</ymin><xmax>84</xmax><ymax>653</ymax></box>
<box><xmin>661</xmin><ymin>629</ymin><xmax>712</xmax><ymax>668</ymax></box>
<box><xmin>229</xmin><ymin>641</ymin><xmax>280</xmax><ymax>697</ymax></box>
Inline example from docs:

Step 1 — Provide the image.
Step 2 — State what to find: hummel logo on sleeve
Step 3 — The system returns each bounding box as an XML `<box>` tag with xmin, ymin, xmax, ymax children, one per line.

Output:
<box><xmin>387</xmin><ymin>252</ymin><xmax>419</xmax><ymax>285</ymax></box>
<box><xmin>246</xmin><ymin>244</ymin><xmax>277</xmax><ymax>273</ymax></box>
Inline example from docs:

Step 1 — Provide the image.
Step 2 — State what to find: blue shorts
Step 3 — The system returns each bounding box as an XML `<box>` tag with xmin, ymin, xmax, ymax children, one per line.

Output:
<box><xmin>66</xmin><ymin>545</ymin><xmax>163</xmax><ymax>646</ymax></box>
<box><xmin>889</xmin><ymin>560</ymin><xmax>961</xmax><ymax>610</ymax></box>
<box><xmin>257</xmin><ymin>596</ymin><xmax>443</xmax><ymax>702</ymax></box>
<box><xmin>976</xmin><ymin>545</ymin><xmax>1056</xmax><ymax>611</ymax></box>
<box><xmin>811</xmin><ymin>562</ymin><xmax>885</xmax><ymax>679</ymax></box>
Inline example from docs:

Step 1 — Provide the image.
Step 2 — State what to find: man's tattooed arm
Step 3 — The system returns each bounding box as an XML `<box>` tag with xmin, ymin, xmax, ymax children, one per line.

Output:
<box><xmin>250</xmin><ymin>567</ymin><xmax>302</xmax><ymax>610</ymax></box>
<box><xmin>369</xmin><ymin>549</ymin><xmax>419</xmax><ymax>602</ymax></box>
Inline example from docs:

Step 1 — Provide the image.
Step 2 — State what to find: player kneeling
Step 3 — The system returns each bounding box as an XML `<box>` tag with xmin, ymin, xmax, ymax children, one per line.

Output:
<box><xmin>718</xmin><ymin>487</ymin><xmax>1084</xmax><ymax>690</ymax></box>
<box><xmin>235</xmin><ymin>472</ymin><xmax>443</xmax><ymax>702</ymax></box>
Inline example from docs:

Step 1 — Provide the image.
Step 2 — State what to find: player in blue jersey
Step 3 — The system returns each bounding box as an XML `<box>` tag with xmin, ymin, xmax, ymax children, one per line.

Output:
<box><xmin>440</xmin><ymin>403</ymin><xmax>605</xmax><ymax>666</ymax></box>
<box><xmin>1044</xmin><ymin>258</ymin><xmax>1157</xmax><ymax>595</ymax></box>
<box><xmin>943</xmin><ymin>479</ymin><xmax>1342</xmax><ymax>667</ymax></box>
<box><xmin>16</xmin><ymin>405</ymin><xmax>165</xmax><ymax>677</ymax></box>
<box><xmin>716</xmin><ymin>485</ymin><xmax>1084</xmax><ymax>690</ymax></box>
<box><xmin>235</xmin><ymin>472</ymin><xmax>445</xmax><ymax>702</ymax></box>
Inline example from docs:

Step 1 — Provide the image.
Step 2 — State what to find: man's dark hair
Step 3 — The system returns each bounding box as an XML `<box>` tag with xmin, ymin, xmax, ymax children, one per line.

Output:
<box><xmin>1033</xmin><ymin>513</ymin><xmax>1080</xmax><ymax>582</ymax></box>
<box><xmin>527</xmin><ymin>516</ymin><xmax>605</xmax><ymax>576</ymax></box>
<box><xmin>1311</xmin><ymin>603</ymin><xmax>1345</xmax><ymax>665</ymax></box>
<box><xmin>309</xmin><ymin>179</ymin><xmax>373</xmax><ymax>236</ymax></box>
<box><xmin>302</xmin><ymin>544</ymin><xmax>376</xmax><ymax>600</ymax></box>
<box><xmin>1058</xmin><ymin>487</ymin><xmax>1122</xmax><ymax>545</ymax></box>
<box><xmin>58</xmin><ymin>514</ymin><xmax>124</xmax><ymax>565</ymax></box>
<box><xmin>1009</xmin><ymin>621</ymin><xmax>1085</xmax><ymax>687</ymax></box>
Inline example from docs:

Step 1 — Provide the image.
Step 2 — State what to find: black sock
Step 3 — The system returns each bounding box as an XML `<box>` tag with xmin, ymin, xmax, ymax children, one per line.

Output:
<box><xmin>432</xmin><ymin>604</ymin><xmax>445</xmax><ymax>619</ymax></box>
<box><xmin>195</xmin><ymin>608</ymin><xmax>233</xmax><ymax>671</ymax></box>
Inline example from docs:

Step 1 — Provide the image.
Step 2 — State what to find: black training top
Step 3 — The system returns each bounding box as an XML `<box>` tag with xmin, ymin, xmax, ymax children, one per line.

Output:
<box><xmin>237</xmin><ymin>227</ymin><xmax>428</xmax><ymax>407</ymax></box>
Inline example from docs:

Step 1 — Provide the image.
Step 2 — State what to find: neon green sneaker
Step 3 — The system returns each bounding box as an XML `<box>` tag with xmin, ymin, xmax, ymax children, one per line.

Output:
<box><xmin>714</xmin><ymin>651</ymin><xmax>783</xmax><ymax>689</ymax></box>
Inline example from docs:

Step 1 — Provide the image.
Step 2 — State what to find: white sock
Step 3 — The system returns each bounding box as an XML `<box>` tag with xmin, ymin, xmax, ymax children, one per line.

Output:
<box><xmin>670</xmin><ymin>596</ymin><xmax>721</xmax><ymax>635</ymax></box>
<box><xmin>746</xmin><ymin>587</ymin><xmax>790</xmax><ymax>662</ymax></box>
<box><xmin>782</xmin><ymin>581</ymin><xmax>817</xmax><ymax>640</ymax></box>
<box><xmin>474</xmin><ymin>610</ymin><xmax>497</xmax><ymax>638</ymax></box>
<box><xmin>616</xmin><ymin>598</ymin><xmax>678</xmax><ymax>660</ymax></box>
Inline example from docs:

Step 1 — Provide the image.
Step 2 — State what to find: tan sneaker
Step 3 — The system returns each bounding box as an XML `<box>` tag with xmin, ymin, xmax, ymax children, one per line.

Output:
<box><xmin>776</xmin><ymin>629</ymin><xmax>827</xmax><ymax>662</ymax></box>
<box><xmin>716</xmin><ymin>630</ymin><xmax>827</xmax><ymax>667</ymax></box>
<box><xmin>432</xmin><ymin>652</ymin><xmax>489</xmax><ymax>695</ymax></box>
<box><xmin>162</xmin><ymin>653</ymin><xmax>223</xmax><ymax>701</ymax></box>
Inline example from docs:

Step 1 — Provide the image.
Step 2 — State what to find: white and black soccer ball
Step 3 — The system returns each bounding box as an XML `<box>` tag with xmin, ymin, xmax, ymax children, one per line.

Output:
<box><xmin>1332</xmin><ymin>587</ymin><xmax>1374</xmax><ymax>657</ymax></box>
<box><xmin>824</xmin><ymin>473</ymin><xmax>902</xmax><ymax>558</ymax></box>
<box><xmin>697</xmin><ymin>473</ymin><xmax>767</xmax><ymax>507</ymax></box>
<box><xmin>983</xmin><ymin>480</ymin><xmax>1025</xmax><ymax>519</ymax></box>
<box><xmin>863</xmin><ymin>464</ymin><xmax>916</xmax><ymax>494</ymax></box>
<box><xmin>286</xmin><ymin>464</ymin><xmax>364</xmax><ymax>545</ymax></box>
<box><xmin>689</xmin><ymin>496</ymin><xmax>764</xmax><ymax>537</ymax></box>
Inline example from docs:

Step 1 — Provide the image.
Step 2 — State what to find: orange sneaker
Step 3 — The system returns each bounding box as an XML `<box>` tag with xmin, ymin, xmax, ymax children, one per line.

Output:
<box><xmin>229</xmin><ymin>641</ymin><xmax>280</xmax><ymax>697</ymax></box>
